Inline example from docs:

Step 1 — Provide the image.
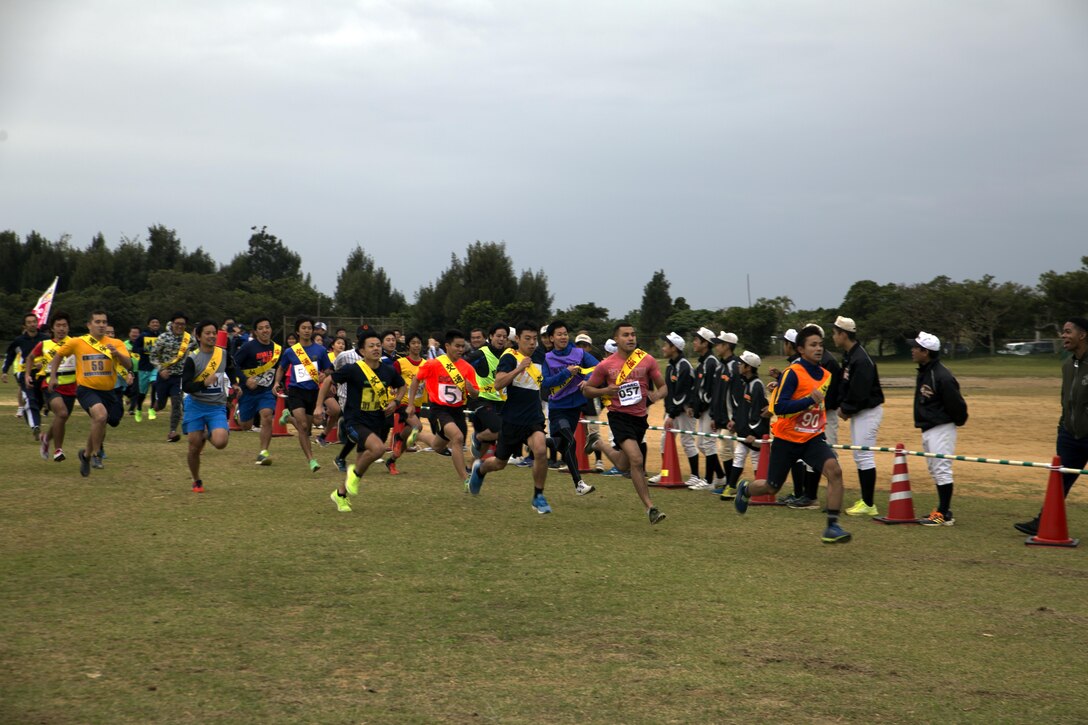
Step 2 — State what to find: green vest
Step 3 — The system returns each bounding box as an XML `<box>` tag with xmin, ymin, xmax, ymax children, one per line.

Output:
<box><xmin>478</xmin><ymin>345</ymin><xmax>507</xmax><ymax>402</ymax></box>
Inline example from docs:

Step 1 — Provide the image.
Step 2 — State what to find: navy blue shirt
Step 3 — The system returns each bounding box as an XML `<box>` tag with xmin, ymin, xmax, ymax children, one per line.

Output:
<box><xmin>332</xmin><ymin>360</ymin><xmax>405</xmax><ymax>429</ymax></box>
<box><xmin>496</xmin><ymin>352</ymin><xmax>570</xmax><ymax>425</ymax></box>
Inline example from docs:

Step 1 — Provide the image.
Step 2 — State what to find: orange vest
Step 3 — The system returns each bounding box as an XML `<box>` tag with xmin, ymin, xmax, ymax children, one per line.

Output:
<box><xmin>771</xmin><ymin>361</ymin><xmax>831</xmax><ymax>443</ymax></box>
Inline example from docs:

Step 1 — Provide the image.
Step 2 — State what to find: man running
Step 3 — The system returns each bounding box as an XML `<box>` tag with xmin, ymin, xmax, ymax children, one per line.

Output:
<box><xmin>3</xmin><ymin>311</ymin><xmax>48</xmax><ymax>440</ymax></box>
<box><xmin>329</xmin><ymin>329</ymin><xmax>405</xmax><ymax>512</ymax></box>
<box><xmin>544</xmin><ymin>319</ymin><xmax>599</xmax><ymax>495</ymax></box>
<box><xmin>137</xmin><ymin>316</ymin><xmax>161</xmax><ymax>419</ymax></box>
<box><xmin>47</xmin><ymin>310</ymin><xmax>132</xmax><ymax>477</ymax></box>
<box><xmin>273</xmin><ymin>317</ymin><xmax>332</xmax><ymax>473</ymax></box>
<box><xmin>734</xmin><ymin>325</ymin><xmax>851</xmax><ymax>544</ymax></box>
<box><xmin>234</xmin><ymin>316</ymin><xmax>282</xmax><ymax>465</ymax></box>
<box><xmin>382</xmin><ymin>332</ymin><xmax>428</xmax><ymax>474</ymax></box>
<box><xmin>181</xmin><ymin>321</ymin><xmax>236</xmax><ymax>492</ymax></box>
<box><xmin>466</xmin><ymin>322</ymin><xmax>509</xmax><ymax>459</ymax></box>
<box><xmin>149</xmin><ymin>312</ymin><xmax>193</xmax><ymax>442</ymax></box>
<box><xmin>29</xmin><ymin>312</ymin><xmax>76</xmax><ymax>461</ymax></box>
<box><xmin>582</xmin><ymin>321</ymin><xmax>669</xmax><ymax>524</ymax></box>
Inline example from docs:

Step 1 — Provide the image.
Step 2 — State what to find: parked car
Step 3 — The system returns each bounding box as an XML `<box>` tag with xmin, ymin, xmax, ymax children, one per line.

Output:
<box><xmin>999</xmin><ymin>340</ymin><xmax>1058</xmax><ymax>355</ymax></box>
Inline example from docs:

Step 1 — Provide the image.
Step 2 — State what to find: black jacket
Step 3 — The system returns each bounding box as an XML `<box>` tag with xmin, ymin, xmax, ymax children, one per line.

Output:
<box><xmin>733</xmin><ymin>375</ymin><xmax>770</xmax><ymax>440</ymax></box>
<box><xmin>914</xmin><ymin>359</ymin><xmax>968</xmax><ymax>431</ymax></box>
<box><xmin>820</xmin><ymin>349</ymin><xmax>843</xmax><ymax>411</ymax></box>
<box><xmin>710</xmin><ymin>354</ymin><xmax>741</xmax><ymax>427</ymax></box>
<box><xmin>665</xmin><ymin>355</ymin><xmax>695</xmax><ymax>418</ymax></box>
<box><xmin>840</xmin><ymin>343</ymin><xmax>884</xmax><ymax>415</ymax></box>
<box><xmin>693</xmin><ymin>352</ymin><xmax>719</xmax><ymax>416</ymax></box>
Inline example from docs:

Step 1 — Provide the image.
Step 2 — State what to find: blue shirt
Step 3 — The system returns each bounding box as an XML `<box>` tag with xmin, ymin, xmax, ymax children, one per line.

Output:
<box><xmin>496</xmin><ymin>352</ymin><xmax>570</xmax><ymax>425</ymax></box>
<box><xmin>278</xmin><ymin>343</ymin><xmax>330</xmax><ymax>391</ymax></box>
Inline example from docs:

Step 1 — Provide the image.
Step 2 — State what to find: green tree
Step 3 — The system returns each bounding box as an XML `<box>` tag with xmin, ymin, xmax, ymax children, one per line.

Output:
<box><xmin>146</xmin><ymin>225</ymin><xmax>184</xmax><ymax>271</ymax></box>
<box><xmin>639</xmin><ymin>270</ymin><xmax>672</xmax><ymax>341</ymax></box>
<box><xmin>333</xmin><ymin>245</ymin><xmax>406</xmax><ymax>316</ymax></box>
<box><xmin>1038</xmin><ymin>257</ymin><xmax>1088</xmax><ymax>332</ymax></box>
<box><xmin>71</xmin><ymin>233</ymin><xmax>115</xmax><ymax>291</ymax></box>
<box><xmin>224</xmin><ymin>226</ymin><xmax>302</xmax><ymax>286</ymax></box>
<box><xmin>515</xmin><ymin>268</ymin><xmax>553</xmax><ymax>322</ymax></box>
<box><xmin>458</xmin><ymin>300</ymin><xmax>500</xmax><ymax>332</ymax></box>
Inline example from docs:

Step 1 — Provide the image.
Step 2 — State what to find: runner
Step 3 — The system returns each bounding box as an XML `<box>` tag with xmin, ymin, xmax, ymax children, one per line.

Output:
<box><xmin>406</xmin><ymin>329</ymin><xmax>480</xmax><ymax>484</ymax></box>
<box><xmin>3</xmin><ymin>311</ymin><xmax>48</xmax><ymax>439</ymax></box>
<box><xmin>544</xmin><ymin>319</ymin><xmax>599</xmax><ymax>495</ymax></box>
<box><xmin>382</xmin><ymin>332</ymin><xmax>428</xmax><ymax>475</ymax></box>
<box><xmin>138</xmin><ymin>316</ymin><xmax>161</xmax><ymax>419</ymax></box>
<box><xmin>28</xmin><ymin>312</ymin><xmax>76</xmax><ymax>461</ymax></box>
<box><xmin>149</xmin><ymin>312</ymin><xmax>193</xmax><ymax>442</ymax></box>
<box><xmin>47</xmin><ymin>310</ymin><xmax>132</xmax><ymax>477</ymax></box>
<box><xmin>233</xmin><ymin>316</ymin><xmax>282</xmax><ymax>465</ymax></box>
<box><xmin>316</xmin><ymin>327</ymin><xmax>365</xmax><ymax>474</ymax></box>
<box><xmin>466</xmin><ymin>322</ymin><xmax>509</xmax><ymax>459</ymax></box>
<box><xmin>380</xmin><ymin>330</ymin><xmax>400</xmax><ymax>364</ymax></box>
<box><xmin>181</xmin><ymin>320</ymin><xmax>236</xmax><ymax>492</ymax></box>
<box><xmin>733</xmin><ymin>325</ymin><xmax>852</xmax><ymax>544</ymax></box>
<box><xmin>272</xmin><ymin>317</ymin><xmax>332</xmax><ymax>473</ymax></box>
<box><xmin>328</xmin><ymin>329</ymin><xmax>405</xmax><ymax>512</ymax></box>
<box><xmin>581</xmin><ymin>321</ymin><xmax>669</xmax><ymax>525</ymax></box>
<box><xmin>315</xmin><ymin>337</ymin><xmax>345</xmax><ymax>448</ymax></box>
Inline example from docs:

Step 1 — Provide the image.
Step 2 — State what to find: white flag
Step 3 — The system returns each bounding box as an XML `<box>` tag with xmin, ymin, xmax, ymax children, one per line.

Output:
<box><xmin>32</xmin><ymin>277</ymin><xmax>59</xmax><ymax>327</ymax></box>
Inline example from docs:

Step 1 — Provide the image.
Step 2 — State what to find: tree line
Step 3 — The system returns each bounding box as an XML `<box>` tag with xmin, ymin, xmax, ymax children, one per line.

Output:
<box><xmin>2</xmin><ymin>226</ymin><xmax>1084</xmax><ymax>356</ymax></box>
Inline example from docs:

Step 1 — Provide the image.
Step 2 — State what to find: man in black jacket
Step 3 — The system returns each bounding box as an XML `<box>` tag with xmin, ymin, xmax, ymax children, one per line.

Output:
<box><xmin>833</xmin><ymin>315</ymin><xmax>885</xmax><ymax>517</ymax></box>
<box><xmin>912</xmin><ymin>332</ymin><xmax>968</xmax><ymax>526</ymax></box>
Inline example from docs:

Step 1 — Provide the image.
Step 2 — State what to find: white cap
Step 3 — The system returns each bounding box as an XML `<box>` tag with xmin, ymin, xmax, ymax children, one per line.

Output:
<box><xmin>834</xmin><ymin>315</ymin><xmax>857</xmax><ymax>333</ymax></box>
<box><xmin>314</xmin><ymin>321</ymin><xmax>328</xmax><ymax>331</ymax></box>
<box><xmin>783</xmin><ymin>329</ymin><xmax>798</xmax><ymax>344</ymax></box>
<box><xmin>915</xmin><ymin>331</ymin><xmax>940</xmax><ymax>352</ymax></box>
<box><xmin>739</xmin><ymin>350</ymin><xmax>762</xmax><ymax>368</ymax></box>
<box><xmin>574</xmin><ymin>333</ymin><xmax>592</xmax><ymax>345</ymax></box>
<box><xmin>695</xmin><ymin>327</ymin><xmax>716</xmax><ymax>343</ymax></box>
<box><xmin>804</xmin><ymin>322</ymin><xmax>825</xmax><ymax>337</ymax></box>
<box><xmin>605</xmin><ymin>338</ymin><xmax>617</xmax><ymax>354</ymax></box>
<box><xmin>508</xmin><ymin>326</ymin><xmax>516</xmax><ymax>338</ymax></box>
<box><xmin>540</xmin><ymin>325</ymin><xmax>549</xmax><ymax>336</ymax></box>
<box><xmin>714</xmin><ymin>331</ymin><xmax>739</xmax><ymax>345</ymax></box>
<box><xmin>662</xmin><ymin>331</ymin><xmax>685</xmax><ymax>350</ymax></box>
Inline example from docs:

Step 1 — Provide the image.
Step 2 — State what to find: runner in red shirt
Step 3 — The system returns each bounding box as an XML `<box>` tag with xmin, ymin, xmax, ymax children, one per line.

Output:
<box><xmin>583</xmin><ymin>321</ymin><xmax>669</xmax><ymax>525</ymax></box>
<box><xmin>406</xmin><ymin>329</ymin><xmax>480</xmax><ymax>483</ymax></box>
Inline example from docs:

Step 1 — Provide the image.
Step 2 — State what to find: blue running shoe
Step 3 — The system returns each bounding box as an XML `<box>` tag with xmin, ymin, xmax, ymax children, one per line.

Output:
<box><xmin>531</xmin><ymin>493</ymin><xmax>552</xmax><ymax>514</ymax></box>
<box><xmin>470</xmin><ymin>433</ymin><xmax>480</xmax><ymax>459</ymax></box>
<box><xmin>515</xmin><ymin>457</ymin><xmax>534</xmax><ymax>468</ymax></box>
<box><xmin>711</xmin><ymin>486</ymin><xmax>724</xmax><ymax>495</ymax></box>
<box><xmin>734</xmin><ymin>480</ymin><xmax>750</xmax><ymax>515</ymax></box>
<box><xmin>821</xmin><ymin>523</ymin><xmax>852</xmax><ymax>544</ymax></box>
<box><xmin>468</xmin><ymin>459</ymin><xmax>485</xmax><ymax>495</ymax></box>
<box><xmin>602</xmin><ymin>466</ymin><xmax>622</xmax><ymax>476</ymax></box>
<box><xmin>334</xmin><ymin>457</ymin><xmax>347</xmax><ymax>473</ymax></box>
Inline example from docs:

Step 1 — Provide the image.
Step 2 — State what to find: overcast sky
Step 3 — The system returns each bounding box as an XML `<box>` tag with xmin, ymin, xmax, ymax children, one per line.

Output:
<box><xmin>2</xmin><ymin>1</ymin><xmax>1085</xmax><ymax>316</ymax></box>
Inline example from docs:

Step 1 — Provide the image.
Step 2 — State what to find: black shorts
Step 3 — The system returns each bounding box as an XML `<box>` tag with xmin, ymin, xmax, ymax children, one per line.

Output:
<box><xmin>607</xmin><ymin>411</ymin><xmax>648</xmax><ymax>458</ymax></box>
<box><xmin>580</xmin><ymin>398</ymin><xmax>598</xmax><ymax>417</ymax></box>
<box><xmin>471</xmin><ymin>400</ymin><xmax>503</xmax><ymax>434</ymax></box>
<box><xmin>76</xmin><ymin>386</ymin><xmax>124</xmax><ymax>427</ymax></box>
<box><xmin>548</xmin><ymin>405</ymin><xmax>582</xmax><ymax>438</ymax></box>
<box><xmin>494</xmin><ymin>421</ymin><xmax>546</xmax><ymax>461</ymax></box>
<box><xmin>286</xmin><ymin>387</ymin><xmax>320</xmax><ymax>416</ymax></box>
<box><xmin>430</xmin><ymin>404</ymin><xmax>467</xmax><ymax>442</ymax></box>
<box><xmin>765</xmin><ymin>435</ymin><xmax>837</xmax><ymax>491</ymax></box>
<box><xmin>154</xmin><ymin>374</ymin><xmax>182</xmax><ymax>400</ymax></box>
<box><xmin>48</xmin><ymin>391</ymin><xmax>76</xmax><ymax>414</ymax></box>
<box><xmin>345</xmin><ymin>416</ymin><xmax>391</xmax><ymax>447</ymax></box>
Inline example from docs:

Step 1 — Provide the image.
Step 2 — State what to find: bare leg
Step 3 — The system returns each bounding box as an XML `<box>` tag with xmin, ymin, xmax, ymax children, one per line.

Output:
<box><xmin>620</xmin><ymin>438</ymin><xmax>654</xmax><ymax>509</ymax></box>
<box><xmin>48</xmin><ymin>396</ymin><xmax>70</xmax><ymax>450</ymax></box>
<box><xmin>187</xmin><ymin>432</ymin><xmax>206</xmax><ymax>480</ymax></box>
<box><xmin>338</xmin><ymin>433</ymin><xmax>385</xmax><ymax>494</ymax></box>
<box><xmin>823</xmin><ymin>458</ymin><xmax>844</xmax><ymax>511</ymax></box>
<box><xmin>528</xmin><ymin>433</ymin><xmax>548</xmax><ymax>490</ymax></box>
<box><xmin>86</xmin><ymin>404</ymin><xmax>108</xmax><ymax>459</ymax></box>
<box><xmin>444</xmin><ymin>422</ymin><xmax>468</xmax><ymax>479</ymax></box>
<box><xmin>258</xmin><ymin>407</ymin><xmax>273</xmax><ymax>451</ymax></box>
<box><xmin>291</xmin><ymin>408</ymin><xmax>315</xmax><ymax>461</ymax></box>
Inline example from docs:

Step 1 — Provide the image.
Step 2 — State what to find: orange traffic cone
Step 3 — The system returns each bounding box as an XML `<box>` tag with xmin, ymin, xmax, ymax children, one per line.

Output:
<box><xmin>323</xmin><ymin>419</ymin><xmax>339</xmax><ymax>444</ymax></box>
<box><xmin>227</xmin><ymin>398</ymin><xmax>243</xmax><ymax>431</ymax></box>
<box><xmin>1026</xmin><ymin>456</ymin><xmax>1079</xmax><ymax>548</ymax></box>
<box><xmin>574</xmin><ymin>416</ymin><xmax>593</xmax><ymax>473</ymax></box>
<box><xmin>271</xmin><ymin>396</ymin><xmax>291</xmax><ymax>437</ymax></box>
<box><xmin>650</xmin><ymin>430</ymin><xmax>686</xmax><ymax>487</ymax></box>
<box><xmin>749</xmin><ymin>435</ymin><xmax>783</xmax><ymax>506</ymax></box>
<box><xmin>874</xmin><ymin>443</ymin><xmax>923</xmax><ymax>525</ymax></box>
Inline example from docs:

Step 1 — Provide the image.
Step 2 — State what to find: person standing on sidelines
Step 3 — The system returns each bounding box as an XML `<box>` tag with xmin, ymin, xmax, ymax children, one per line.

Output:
<box><xmin>273</xmin><ymin>317</ymin><xmax>332</xmax><ymax>473</ymax></box>
<box><xmin>149</xmin><ymin>312</ymin><xmax>193</xmax><ymax>443</ymax></box>
<box><xmin>1015</xmin><ymin>317</ymin><xmax>1088</xmax><ymax>536</ymax></box>
<box><xmin>234</xmin><ymin>317</ymin><xmax>282</xmax><ymax>465</ymax></box>
<box><xmin>832</xmin><ymin>316</ymin><xmax>885</xmax><ymax>518</ymax></box>
<box><xmin>655</xmin><ymin>332</ymin><xmax>700</xmax><ymax>486</ymax></box>
<box><xmin>734</xmin><ymin>325</ymin><xmax>851</xmax><ymax>543</ymax></box>
<box><xmin>3</xmin><ymin>312</ymin><xmax>48</xmax><ymax>439</ymax></box>
<box><xmin>722</xmin><ymin>351</ymin><xmax>770</xmax><ymax>499</ymax></box>
<box><xmin>47</xmin><ymin>310</ymin><xmax>132</xmax><ymax>477</ymax></box>
<box><xmin>911</xmin><ymin>332</ymin><xmax>969</xmax><ymax>526</ymax></box>
<box><xmin>406</xmin><ymin>329</ymin><xmax>480</xmax><ymax>484</ymax></box>
<box><xmin>544</xmin><ymin>319</ymin><xmax>599</xmax><ymax>495</ymax></box>
<box><xmin>329</xmin><ymin>329</ymin><xmax>405</xmax><ymax>512</ymax></box>
<box><xmin>582</xmin><ymin>321</ymin><xmax>669</xmax><ymax>524</ymax></box>
<box><xmin>691</xmin><ymin>327</ymin><xmax>726</xmax><ymax>488</ymax></box>
<box><xmin>181</xmin><ymin>321</ymin><xmax>236</xmax><ymax>492</ymax></box>
<box><xmin>709</xmin><ymin>331</ymin><xmax>740</xmax><ymax>488</ymax></box>
<box><xmin>29</xmin><ymin>312</ymin><xmax>76</xmax><ymax>461</ymax></box>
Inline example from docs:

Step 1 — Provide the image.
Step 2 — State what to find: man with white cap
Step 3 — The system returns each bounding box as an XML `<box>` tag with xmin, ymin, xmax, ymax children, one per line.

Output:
<box><xmin>832</xmin><ymin>315</ymin><xmax>886</xmax><ymax>517</ymax></box>
<box><xmin>710</xmin><ymin>331</ymin><xmax>740</xmax><ymax>491</ymax></box>
<box><xmin>654</xmin><ymin>331</ymin><xmax>700</xmax><ymax>486</ymax></box>
<box><xmin>912</xmin><ymin>331</ymin><xmax>968</xmax><ymax>526</ymax></box>
<box><xmin>574</xmin><ymin>332</ymin><xmax>606</xmax><ymax>470</ymax></box>
<box><xmin>724</xmin><ymin>350</ymin><xmax>770</xmax><ymax>491</ymax></box>
<box><xmin>689</xmin><ymin>327</ymin><xmax>726</xmax><ymax>489</ymax></box>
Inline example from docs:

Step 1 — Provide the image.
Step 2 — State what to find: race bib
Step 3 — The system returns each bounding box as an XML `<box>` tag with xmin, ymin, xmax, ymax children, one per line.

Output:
<box><xmin>617</xmin><ymin>380</ymin><xmax>642</xmax><ymax>407</ymax></box>
<box><xmin>293</xmin><ymin>363</ymin><xmax>313</xmax><ymax>383</ymax></box>
<box><xmin>81</xmin><ymin>354</ymin><xmax>112</xmax><ymax>379</ymax></box>
<box><xmin>438</xmin><ymin>382</ymin><xmax>463</xmax><ymax>405</ymax></box>
<box><xmin>795</xmin><ymin>407</ymin><xmax>825</xmax><ymax>434</ymax></box>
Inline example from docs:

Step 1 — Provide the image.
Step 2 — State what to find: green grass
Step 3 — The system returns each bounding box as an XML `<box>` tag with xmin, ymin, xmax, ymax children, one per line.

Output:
<box><xmin>2</xmin><ymin>408</ymin><xmax>1086</xmax><ymax>724</ymax></box>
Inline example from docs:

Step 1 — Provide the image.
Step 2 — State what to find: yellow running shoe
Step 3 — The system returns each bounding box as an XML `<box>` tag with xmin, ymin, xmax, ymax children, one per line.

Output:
<box><xmin>134</xmin><ymin>410</ymin><xmax>143</xmax><ymax>423</ymax></box>
<box><xmin>330</xmin><ymin>489</ymin><xmax>352</xmax><ymax>512</ymax></box>
<box><xmin>148</xmin><ymin>408</ymin><xmax>157</xmax><ymax>421</ymax></box>
<box><xmin>845</xmin><ymin>499</ymin><xmax>879</xmax><ymax>517</ymax></box>
<box><xmin>345</xmin><ymin>468</ymin><xmax>360</xmax><ymax>496</ymax></box>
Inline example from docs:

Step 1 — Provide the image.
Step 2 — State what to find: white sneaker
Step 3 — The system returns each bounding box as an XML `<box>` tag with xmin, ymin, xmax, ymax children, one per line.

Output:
<box><xmin>575</xmin><ymin>480</ymin><xmax>595</xmax><ymax>496</ymax></box>
<box><xmin>686</xmin><ymin>476</ymin><xmax>711</xmax><ymax>490</ymax></box>
<box><xmin>648</xmin><ymin>473</ymin><xmax>662</xmax><ymax>484</ymax></box>
<box><xmin>558</xmin><ymin>463</ymin><xmax>570</xmax><ymax>472</ymax></box>
<box><xmin>595</xmin><ymin>460</ymin><xmax>605</xmax><ymax>472</ymax></box>
<box><xmin>508</xmin><ymin>456</ymin><xmax>524</xmax><ymax>465</ymax></box>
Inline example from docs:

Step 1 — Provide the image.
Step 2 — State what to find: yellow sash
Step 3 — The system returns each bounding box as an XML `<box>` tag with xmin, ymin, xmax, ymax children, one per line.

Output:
<box><xmin>437</xmin><ymin>354</ymin><xmax>467</xmax><ymax>392</ymax></box>
<box><xmin>356</xmin><ymin>360</ymin><xmax>390</xmax><ymax>408</ymax></box>
<box><xmin>242</xmin><ymin>343</ymin><xmax>282</xmax><ymax>378</ymax></box>
<box><xmin>604</xmin><ymin>348</ymin><xmax>647</xmax><ymax>406</ymax></box>
<box><xmin>162</xmin><ymin>332</ymin><xmax>192</xmax><ymax>369</ymax></box>
<box><xmin>549</xmin><ymin>365</ymin><xmax>596</xmax><ymax>396</ymax></box>
<box><xmin>501</xmin><ymin>350</ymin><xmax>544</xmax><ymax>386</ymax></box>
<box><xmin>36</xmin><ymin>338</ymin><xmax>74</xmax><ymax>380</ymax></box>
<box><xmin>292</xmin><ymin>343</ymin><xmax>320</xmax><ymax>383</ymax></box>
<box><xmin>192</xmin><ymin>347</ymin><xmax>225</xmax><ymax>384</ymax></box>
<box><xmin>81</xmin><ymin>334</ymin><xmax>115</xmax><ymax>359</ymax></box>
<box><xmin>398</xmin><ymin>357</ymin><xmax>426</xmax><ymax>405</ymax></box>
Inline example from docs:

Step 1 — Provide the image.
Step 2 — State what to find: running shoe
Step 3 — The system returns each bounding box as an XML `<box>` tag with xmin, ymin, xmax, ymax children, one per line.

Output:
<box><xmin>54</xmin><ymin>448</ymin><xmax>65</xmax><ymax>462</ymax></box>
<box><xmin>333</xmin><ymin>456</ymin><xmax>347</xmax><ymax>473</ymax></box>
<box><xmin>821</xmin><ymin>523</ymin><xmax>852</xmax><ymax>543</ymax></box>
<box><xmin>78</xmin><ymin>448</ymin><xmax>90</xmax><ymax>477</ymax></box>
<box><xmin>148</xmin><ymin>408</ymin><xmax>157</xmax><ymax>420</ymax></box>
<box><xmin>345</xmin><ymin>468</ymin><xmax>361</xmax><ymax>496</ymax></box>
<box><xmin>595</xmin><ymin>459</ymin><xmax>605</xmax><ymax>472</ymax></box>
<box><xmin>920</xmin><ymin>509</ymin><xmax>955</xmax><ymax>527</ymax></box>
<box><xmin>719</xmin><ymin>485</ymin><xmax>737</xmax><ymax>500</ymax></box>
<box><xmin>647</xmin><ymin>473</ymin><xmax>662</xmax><ymax>484</ymax></box>
<box><xmin>1014</xmin><ymin>516</ymin><xmax>1040</xmax><ymax>536</ymax></box>
<box><xmin>515</xmin><ymin>457</ymin><xmax>533</xmax><ymax>468</ymax></box>
<box><xmin>438</xmin><ymin>449</ymin><xmax>452</xmax><ymax>457</ymax></box>
<box><xmin>575</xmin><ymin>481</ymin><xmax>595</xmax><ymax>496</ymax></box>
<box><xmin>468</xmin><ymin>459</ymin><xmax>485</xmax><ymax>495</ymax></box>
<box><xmin>648</xmin><ymin>507</ymin><xmax>667</xmax><ymax>525</ymax></box>
<box><xmin>315</xmin><ymin>434</ymin><xmax>330</xmax><ymax>447</ymax></box>
<box><xmin>279</xmin><ymin>408</ymin><xmax>291</xmax><ymax>426</ymax></box>
<box><xmin>32</xmin><ymin>425</ymin><xmax>40</xmax><ymax>441</ymax></box>
<box><xmin>548</xmin><ymin>460</ymin><xmax>562</xmax><ymax>470</ymax></box>
<box><xmin>470</xmin><ymin>433</ymin><xmax>480</xmax><ymax>459</ymax></box>
<box><xmin>192</xmin><ymin>480</ymin><xmax>205</xmax><ymax>493</ymax></box>
<box><xmin>583</xmin><ymin>430</ymin><xmax>600</xmax><ymax>456</ymax></box>
<box><xmin>309</xmin><ymin>458</ymin><xmax>321</xmax><ymax>473</ymax></box>
<box><xmin>98</xmin><ymin>447</ymin><xmax>106</xmax><ymax>459</ymax></box>
<box><xmin>15</xmin><ymin>406</ymin><xmax>24</xmax><ymax>418</ymax></box>
<box><xmin>685</xmin><ymin>476</ymin><xmax>711</xmax><ymax>490</ymax></box>
<box><xmin>734</xmin><ymin>480</ymin><xmax>750</xmax><ymax>514</ymax></box>
<box><xmin>508</xmin><ymin>456</ymin><xmax>524</xmax><ymax>465</ymax></box>
<box><xmin>385</xmin><ymin>459</ymin><xmax>400</xmax><ymax>475</ymax></box>
<box><xmin>845</xmin><ymin>500</ymin><xmax>879</xmax><ymax>517</ymax></box>
<box><xmin>602</xmin><ymin>466</ymin><xmax>622</xmax><ymax>477</ymax></box>
<box><xmin>407</xmin><ymin>427</ymin><xmax>420</xmax><ymax>448</ymax></box>
<box><xmin>557</xmin><ymin>463</ymin><xmax>570</xmax><ymax>473</ymax></box>
<box><xmin>531</xmin><ymin>493</ymin><xmax>552</xmax><ymax>514</ymax></box>
<box><xmin>134</xmin><ymin>410</ymin><xmax>143</xmax><ymax>423</ymax></box>
<box><xmin>255</xmin><ymin>450</ymin><xmax>272</xmax><ymax>466</ymax></box>
<box><xmin>167</xmin><ymin>431</ymin><xmax>181</xmax><ymax>443</ymax></box>
<box><xmin>40</xmin><ymin>437</ymin><xmax>49</xmax><ymax>460</ymax></box>
<box><xmin>787</xmin><ymin>496</ymin><xmax>821</xmax><ymax>510</ymax></box>
<box><xmin>330</xmin><ymin>489</ymin><xmax>352</xmax><ymax>512</ymax></box>
<box><xmin>91</xmin><ymin>454</ymin><xmax>104</xmax><ymax>470</ymax></box>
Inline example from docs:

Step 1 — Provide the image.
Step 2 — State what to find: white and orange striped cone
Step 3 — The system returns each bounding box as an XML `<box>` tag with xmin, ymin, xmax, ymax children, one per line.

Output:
<box><xmin>873</xmin><ymin>443</ymin><xmax>924</xmax><ymax>525</ymax></box>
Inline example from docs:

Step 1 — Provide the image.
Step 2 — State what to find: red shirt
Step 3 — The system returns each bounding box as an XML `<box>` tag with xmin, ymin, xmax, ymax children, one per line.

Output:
<box><xmin>415</xmin><ymin>356</ymin><xmax>478</xmax><ymax>408</ymax></box>
<box><xmin>587</xmin><ymin>349</ymin><xmax>664</xmax><ymax>418</ymax></box>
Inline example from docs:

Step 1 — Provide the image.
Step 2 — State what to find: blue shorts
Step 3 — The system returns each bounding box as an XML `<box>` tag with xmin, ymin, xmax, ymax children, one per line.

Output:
<box><xmin>182</xmin><ymin>396</ymin><xmax>229</xmax><ymax>436</ymax></box>
<box><xmin>137</xmin><ymin>370</ymin><xmax>155</xmax><ymax>394</ymax></box>
<box><xmin>238</xmin><ymin>388</ymin><xmax>276</xmax><ymax>422</ymax></box>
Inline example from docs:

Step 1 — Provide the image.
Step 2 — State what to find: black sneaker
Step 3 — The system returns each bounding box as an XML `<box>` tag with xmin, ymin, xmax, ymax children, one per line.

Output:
<box><xmin>1014</xmin><ymin>516</ymin><xmax>1040</xmax><ymax>536</ymax></box>
<box><xmin>648</xmin><ymin>507</ymin><xmax>667</xmax><ymax>525</ymax></box>
<box><xmin>78</xmin><ymin>448</ymin><xmax>91</xmax><ymax>477</ymax></box>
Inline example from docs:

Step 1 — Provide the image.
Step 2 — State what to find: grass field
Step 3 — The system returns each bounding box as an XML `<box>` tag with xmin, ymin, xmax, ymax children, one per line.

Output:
<box><xmin>2</xmin><ymin>358</ymin><xmax>1086</xmax><ymax>724</ymax></box>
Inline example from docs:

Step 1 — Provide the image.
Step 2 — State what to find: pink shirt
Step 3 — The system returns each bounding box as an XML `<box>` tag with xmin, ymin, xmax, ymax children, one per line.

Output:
<box><xmin>587</xmin><ymin>350</ymin><xmax>664</xmax><ymax>418</ymax></box>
